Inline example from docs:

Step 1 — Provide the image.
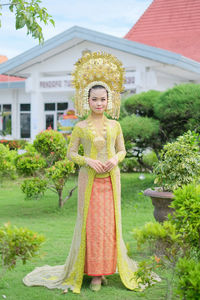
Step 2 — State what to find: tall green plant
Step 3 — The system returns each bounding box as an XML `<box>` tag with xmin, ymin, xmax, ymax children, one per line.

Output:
<box><xmin>154</xmin><ymin>131</ymin><xmax>200</xmax><ymax>191</ymax></box>
<box><xmin>0</xmin><ymin>144</ymin><xmax>17</xmax><ymax>181</ymax></box>
<box><xmin>169</xmin><ymin>183</ymin><xmax>200</xmax><ymax>249</ymax></box>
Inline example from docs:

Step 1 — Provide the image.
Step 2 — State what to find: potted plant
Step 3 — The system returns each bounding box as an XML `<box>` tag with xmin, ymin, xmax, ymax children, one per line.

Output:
<box><xmin>144</xmin><ymin>130</ymin><xmax>200</xmax><ymax>222</ymax></box>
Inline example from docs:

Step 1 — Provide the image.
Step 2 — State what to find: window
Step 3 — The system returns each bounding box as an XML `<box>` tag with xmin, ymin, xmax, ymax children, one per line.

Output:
<box><xmin>44</xmin><ymin>102</ymin><xmax>68</xmax><ymax>130</ymax></box>
<box><xmin>45</xmin><ymin>103</ymin><xmax>55</xmax><ymax>111</ymax></box>
<box><xmin>57</xmin><ymin>102</ymin><xmax>68</xmax><ymax>110</ymax></box>
<box><xmin>0</xmin><ymin>104</ymin><xmax>12</xmax><ymax>135</ymax></box>
<box><xmin>20</xmin><ymin>103</ymin><xmax>31</xmax><ymax>138</ymax></box>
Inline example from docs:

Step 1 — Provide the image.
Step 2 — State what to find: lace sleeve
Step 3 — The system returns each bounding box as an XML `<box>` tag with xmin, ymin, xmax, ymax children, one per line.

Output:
<box><xmin>114</xmin><ymin>122</ymin><xmax>126</xmax><ymax>164</ymax></box>
<box><xmin>67</xmin><ymin>125</ymin><xmax>86</xmax><ymax>166</ymax></box>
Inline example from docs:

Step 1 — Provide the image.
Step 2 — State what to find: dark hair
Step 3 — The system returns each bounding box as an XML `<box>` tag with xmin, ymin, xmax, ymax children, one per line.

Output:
<box><xmin>88</xmin><ymin>85</ymin><xmax>108</xmax><ymax>98</ymax></box>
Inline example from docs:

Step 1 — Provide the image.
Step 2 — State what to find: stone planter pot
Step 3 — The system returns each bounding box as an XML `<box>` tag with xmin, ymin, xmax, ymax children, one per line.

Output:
<box><xmin>144</xmin><ymin>188</ymin><xmax>174</xmax><ymax>223</ymax></box>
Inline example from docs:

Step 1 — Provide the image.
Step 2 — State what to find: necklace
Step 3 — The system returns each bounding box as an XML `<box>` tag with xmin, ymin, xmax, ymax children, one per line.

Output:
<box><xmin>87</xmin><ymin>115</ymin><xmax>107</xmax><ymax>151</ymax></box>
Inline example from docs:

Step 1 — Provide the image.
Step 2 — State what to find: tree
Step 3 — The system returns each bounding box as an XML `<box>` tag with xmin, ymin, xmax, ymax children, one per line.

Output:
<box><xmin>0</xmin><ymin>143</ymin><xmax>17</xmax><ymax>181</ymax></box>
<box><xmin>17</xmin><ymin>129</ymin><xmax>76</xmax><ymax>208</ymax></box>
<box><xmin>0</xmin><ymin>0</ymin><xmax>55</xmax><ymax>43</ymax></box>
<box><xmin>120</xmin><ymin>84</ymin><xmax>200</xmax><ymax>169</ymax></box>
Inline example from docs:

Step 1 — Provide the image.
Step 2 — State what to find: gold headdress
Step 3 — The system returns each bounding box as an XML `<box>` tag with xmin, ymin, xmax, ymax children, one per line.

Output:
<box><xmin>72</xmin><ymin>51</ymin><xmax>125</xmax><ymax>119</ymax></box>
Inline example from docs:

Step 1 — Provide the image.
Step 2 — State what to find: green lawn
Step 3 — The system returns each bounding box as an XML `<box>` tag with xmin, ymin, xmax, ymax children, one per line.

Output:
<box><xmin>0</xmin><ymin>173</ymin><xmax>172</xmax><ymax>300</ymax></box>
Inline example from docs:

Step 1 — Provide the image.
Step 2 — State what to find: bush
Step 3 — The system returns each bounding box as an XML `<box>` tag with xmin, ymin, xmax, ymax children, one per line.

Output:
<box><xmin>154</xmin><ymin>83</ymin><xmax>200</xmax><ymax>138</ymax></box>
<box><xmin>33</xmin><ymin>129</ymin><xmax>67</xmax><ymax>161</ymax></box>
<box><xmin>154</xmin><ymin>131</ymin><xmax>200</xmax><ymax>191</ymax></box>
<box><xmin>142</xmin><ymin>150</ymin><xmax>158</xmax><ymax>168</ymax></box>
<box><xmin>119</xmin><ymin>157</ymin><xmax>140</xmax><ymax>172</ymax></box>
<box><xmin>19</xmin><ymin>130</ymin><xmax>76</xmax><ymax>208</ymax></box>
<box><xmin>124</xmin><ymin>90</ymin><xmax>162</xmax><ymax>117</ymax></box>
<box><xmin>176</xmin><ymin>257</ymin><xmax>200</xmax><ymax>300</ymax></box>
<box><xmin>16</xmin><ymin>153</ymin><xmax>46</xmax><ymax>176</ymax></box>
<box><xmin>169</xmin><ymin>183</ymin><xmax>200</xmax><ymax>249</ymax></box>
<box><xmin>0</xmin><ymin>139</ymin><xmax>27</xmax><ymax>149</ymax></box>
<box><xmin>21</xmin><ymin>177</ymin><xmax>48</xmax><ymax>199</ymax></box>
<box><xmin>46</xmin><ymin>158</ymin><xmax>75</xmax><ymax>191</ymax></box>
<box><xmin>0</xmin><ymin>222</ymin><xmax>45</xmax><ymax>269</ymax></box>
<box><xmin>0</xmin><ymin>144</ymin><xmax>17</xmax><ymax>180</ymax></box>
<box><xmin>133</xmin><ymin>221</ymin><xmax>184</xmax><ymax>259</ymax></box>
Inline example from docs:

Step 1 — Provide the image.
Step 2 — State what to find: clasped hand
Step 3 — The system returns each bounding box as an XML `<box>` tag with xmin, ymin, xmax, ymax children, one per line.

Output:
<box><xmin>85</xmin><ymin>157</ymin><xmax>118</xmax><ymax>173</ymax></box>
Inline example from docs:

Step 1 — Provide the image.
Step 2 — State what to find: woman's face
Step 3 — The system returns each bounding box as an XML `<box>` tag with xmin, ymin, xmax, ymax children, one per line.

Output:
<box><xmin>88</xmin><ymin>88</ymin><xmax>108</xmax><ymax>114</ymax></box>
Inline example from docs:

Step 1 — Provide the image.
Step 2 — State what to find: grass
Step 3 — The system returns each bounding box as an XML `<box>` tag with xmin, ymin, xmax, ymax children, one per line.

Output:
<box><xmin>0</xmin><ymin>173</ymin><xmax>173</xmax><ymax>300</ymax></box>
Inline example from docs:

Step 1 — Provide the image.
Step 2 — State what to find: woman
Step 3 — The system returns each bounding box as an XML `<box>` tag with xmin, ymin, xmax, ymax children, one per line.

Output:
<box><xmin>70</xmin><ymin>83</ymin><xmax>125</xmax><ymax>292</ymax></box>
<box><xmin>23</xmin><ymin>52</ymin><xmax>160</xmax><ymax>294</ymax></box>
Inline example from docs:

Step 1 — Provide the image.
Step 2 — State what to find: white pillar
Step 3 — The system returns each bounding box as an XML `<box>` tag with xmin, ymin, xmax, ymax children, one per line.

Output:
<box><xmin>26</xmin><ymin>72</ymin><xmax>43</xmax><ymax>141</ymax></box>
<box><xmin>11</xmin><ymin>89</ymin><xmax>19</xmax><ymax>139</ymax></box>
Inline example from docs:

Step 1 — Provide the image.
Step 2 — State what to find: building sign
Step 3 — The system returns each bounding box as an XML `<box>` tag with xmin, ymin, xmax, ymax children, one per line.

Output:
<box><xmin>39</xmin><ymin>72</ymin><xmax>136</xmax><ymax>92</ymax></box>
<box><xmin>39</xmin><ymin>76</ymin><xmax>73</xmax><ymax>92</ymax></box>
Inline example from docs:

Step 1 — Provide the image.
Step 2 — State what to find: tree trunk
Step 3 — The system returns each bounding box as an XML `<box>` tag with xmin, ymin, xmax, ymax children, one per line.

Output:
<box><xmin>58</xmin><ymin>189</ymin><xmax>63</xmax><ymax>208</ymax></box>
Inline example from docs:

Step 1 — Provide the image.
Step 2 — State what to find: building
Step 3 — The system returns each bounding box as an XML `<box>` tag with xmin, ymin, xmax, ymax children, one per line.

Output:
<box><xmin>125</xmin><ymin>0</ymin><xmax>200</xmax><ymax>62</ymax></box>
<box><xmin>0</xmin><ymin>21</ymin><xmax>200</xmax><ymax>140</ymax></box>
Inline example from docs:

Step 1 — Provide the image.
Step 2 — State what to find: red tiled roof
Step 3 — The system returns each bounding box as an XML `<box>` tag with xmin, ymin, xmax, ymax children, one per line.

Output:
<box><xmin>124</xmin><ymin>0</ymin><xmax>200</xmax><ymax>62</ymax></box>
<box><xmin>0</xmin><ymin>75</ymin><xmax>26</xmax><ymax>82</ymax></box>
<box><xmin>0</xmin><ymin>55</ymin><xmax>26</xmax><ymax>82</ymax></box>
<box><xmin>0</xmin><ymin>55</ymin><xmax>8</xmax><ymax>64</ymax></box>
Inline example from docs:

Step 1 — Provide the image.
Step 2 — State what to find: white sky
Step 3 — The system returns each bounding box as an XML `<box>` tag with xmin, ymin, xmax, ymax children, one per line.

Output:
<box><xmin>0</xmin><ymin>0</ymin><xmax>152</xmax><ymax>59</ymax></box>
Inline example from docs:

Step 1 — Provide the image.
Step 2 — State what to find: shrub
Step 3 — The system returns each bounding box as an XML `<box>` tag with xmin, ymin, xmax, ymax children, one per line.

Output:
<box><xmin>33</xmin><ymin>129</ymin><xmax>67</xmax><ymax>161</ymax></box>
<box><xmin>142</xmin><ymin>150</ymin><xmax>158</xmax><ymax>169</ymax></box>
<box><xmin>21</xmin><ymin>177</ymin><xmax>48</xmax><ymax>199</ymax></box>
<box><xmin>20</xmin><ymin>130</ymin><xmax>76</xmax><ymax>208</ymax></box>
<box><xmin>0</xmin><ymin>139</ymin><xmax>27</xmax><ymax>149</ymax></box>
<box><xmin>119</xmin><ymin>157</ymin><xmax>140</xmax><ymax>172</ymax></box>
<box><xmin>16</xmin><ymin>153</ymin><xmax>46</xmax><ymax>176</ymax></box>
<box><xmin>0</xmin><ymin>144</ymin><xmax>17</xmax><ymax>180</ymax></box>
<box><xmin>154</xmin><ymin>83</ymin><xmax>200</xmax><ymax>138</ymax></box>
<box><xmin>124</xmin><ymin>90</ymin><xmax>162</xmax><ymax>117</ymax></box>
<box><xmin>46</xmin><ymin>158</ymin><xmax>75</xmax><ymax>191</ymax></box>
<box><xmin>133</xmin><ymin>221</ymin><xmax>184</xmax><ymax>259</ymax></box>
<box><xmin>176</xmin><ymin>257</ymin><xmax>200</xmax><ymax>300</ymax></box>
<box><xmin>0</xmin><ymin>222</ymin><xmax>45</xmax><ymax>269</ymax></box>
<box><xmin>154</xmin><ymin>131</ymin><xmax>200</xmax><ymax>191</ymax></box>
<box><xmin>169</xmin><ymin>183</ymin><xmax>200</xmax><ymax>249</ymax></box>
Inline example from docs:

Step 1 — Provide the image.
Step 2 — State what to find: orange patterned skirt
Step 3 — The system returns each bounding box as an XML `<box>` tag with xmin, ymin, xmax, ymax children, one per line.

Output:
<box><xmin>84</xmin><ymin>176</ymin><xmax>117</xmax><ymax>276</ymax></box>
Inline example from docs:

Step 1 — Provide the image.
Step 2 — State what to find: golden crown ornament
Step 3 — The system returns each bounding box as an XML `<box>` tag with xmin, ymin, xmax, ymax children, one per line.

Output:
<box><xmin>71</xmin><ymin>51</ymin><xmax>125</xmax><ymax>119</ymax></box>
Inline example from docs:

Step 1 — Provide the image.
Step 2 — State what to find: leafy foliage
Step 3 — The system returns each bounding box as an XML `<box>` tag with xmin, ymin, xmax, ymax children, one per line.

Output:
<box><xmin>153</xmin><ymin>131</ymin><xmax>200</xmax><ymax>191</ymax></box>
<box><xmin>121</xmin><ymin>84</ymin><xmax>200</xmax><ymax>168</ymax></box>
<box><xmin>175</xmin><ymin>257</ymin><xmax>200</xmax><ymax>300</ymax></box>
<box><xmin>0</xmin><ymin>144</ymin><xmax>17</xmax><ymax>180</ymax></box>
<box><xmin>46</xmin><ymin>159</ymin><xmax>75</xmax><ymax>191</ymax></box>
<box><xmin>0</xmin><ymin>139</ymin><xmax>27</xmax><ymax>149</ymax></box>
<box><xmin>124</xmin><ymin>90</ymin><xmax>162</xmax><ymax>117</ymax></box>
<box><xmin>20</xmin><ymin>129</ymin><xmax>76</xmax><ymax>207</ymax></box>
<box><xmin>133</xmin><ymin>221</ymin><xmax>184</xmax><ymax>259</ymax></box>
<box><xmin>21</xmin><ymin>177</ymin><xmax>48</xmax><ymax>199</ymax></box>
<box><xmin>154</xmin><ymin>83</ymin><xmax>200</xmax><ymax>139</ymax></box>
<box><xmin>0</xmin><ymin>0</ymin><xmax>55</xmax><ymax>43</ymax></box>
<box><xmin>120</xmin><ymin>114</ymin><xmax>160</xmax><ymax>170</ymax></box>
<box><xmin>119</xmin><ymin>157</ymin><xmax>140</xmax><ymax>172</ymax></box>
<box><xmin>0</xmin><ymin>222</ymin><xmax>45</xmax><ymax>269</ymax></box>
<box><xmin>132</xmin><ymin>179</ymin><xmax>200</xmax><ymax>298</ymax></box>
<box><xmin>16</xmin><ymin>152</ymin><xmax>46</xmax><ymax>176</ymax></box>
<box><xmin>169</xmin><ymin>183</ymin><xmax>200</xmax><ymax>249</ymax></box>
<box><xmin>33</xmin><ymin>129</ymin><xmax>67</xmax><ymax>162</ymax></box>
<box><xmin>142</xmin><ymin>150</ymin><xmax>158</xmax><ymax>168</ymax></box>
